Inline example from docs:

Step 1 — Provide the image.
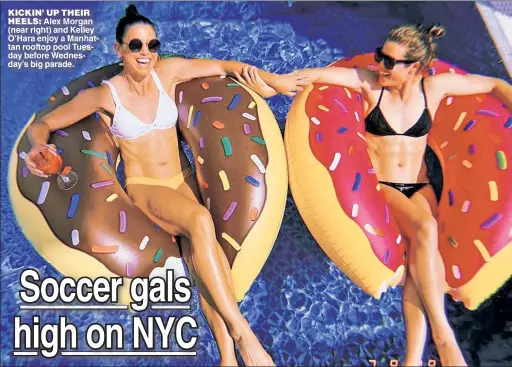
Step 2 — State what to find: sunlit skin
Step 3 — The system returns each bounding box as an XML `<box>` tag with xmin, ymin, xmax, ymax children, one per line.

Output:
<box><xmin>245</xmin><ymin>38</ymin><xmax>512</xmax><ymax>366</ymax></box>
<box><xmin>24</xmin><ymin>22</ymin><xmax>309</xmax><ymax>367</ymax></box>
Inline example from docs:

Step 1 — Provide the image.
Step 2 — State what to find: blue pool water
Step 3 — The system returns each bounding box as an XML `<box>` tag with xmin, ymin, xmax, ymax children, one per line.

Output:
<box><xmin>1</xmin><ymin>1</ymin><xmax>511</xmax><ymax>366</ymax></box>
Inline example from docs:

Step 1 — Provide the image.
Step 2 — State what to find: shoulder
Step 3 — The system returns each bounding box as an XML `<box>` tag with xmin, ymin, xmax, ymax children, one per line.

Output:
<box><xmin>155</xmin><ymin>57</ymin><xmax>189</xmax><ymax>82</ymax></box>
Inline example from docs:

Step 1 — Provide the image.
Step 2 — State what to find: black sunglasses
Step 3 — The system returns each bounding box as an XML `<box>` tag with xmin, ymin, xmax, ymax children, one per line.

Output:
<box><xmin>122</xmin><ymin>38</ymin><xmax>161</xmax><ymax>53</ymax></box>
<box><xmin>374</xmin><ymin>47</ymin><xmax>417</xmax><ymax>70</ymax></box>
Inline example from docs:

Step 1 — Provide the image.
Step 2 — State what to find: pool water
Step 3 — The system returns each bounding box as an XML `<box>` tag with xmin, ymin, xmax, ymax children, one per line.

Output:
<box><xmin>1</xmin><ymin>2</ymin><xmax>511</xmax><ymax>366</ymax></box>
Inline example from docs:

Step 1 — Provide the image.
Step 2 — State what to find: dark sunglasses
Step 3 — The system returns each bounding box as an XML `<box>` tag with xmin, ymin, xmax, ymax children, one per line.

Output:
<box><xmin>374</xmin><ymin>47</ymin><xmax>417</xmax><ymax>70</ymax></box>
<box><xmin>122</xmin><ymin>38</ymin><xmax>161</xmax><ymax>53</ymax></box>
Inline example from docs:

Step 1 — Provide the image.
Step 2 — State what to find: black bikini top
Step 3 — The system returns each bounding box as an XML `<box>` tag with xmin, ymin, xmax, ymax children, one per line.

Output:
<box><xmin>364</xmin><ymin>78</ymin><xmax>432</xmax><ymax>138</ymax></box>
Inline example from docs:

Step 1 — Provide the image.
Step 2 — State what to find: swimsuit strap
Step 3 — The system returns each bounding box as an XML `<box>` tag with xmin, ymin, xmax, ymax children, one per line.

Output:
<box><xmin>376</xmin><ymin>87</ymin><xmax>385</xmax><ymax>106</ymax></box>
<box><xmin>421</xmin><ymin>78</ymin><xmax>428</xmax><ymax>108</ymax></box>
<box><xmin>150</xmin><ymin>69</ymin><xmax>167</xmax><ymax>95</ymax></box>
<box><xmin>101</xmin><ymin>80</ymin><xmax>122</xmax><ymax>107</ymax></box>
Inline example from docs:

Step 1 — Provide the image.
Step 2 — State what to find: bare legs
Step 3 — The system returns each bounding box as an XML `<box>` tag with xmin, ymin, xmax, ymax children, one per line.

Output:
<box><xmin>381</xmin><ymin>185</ymin><xmax>466</xmax><ymax>366</ymax></box>
<box><xmin>127</xmin><ymin>178</ymin><xmax>274</xmax><ymax>366</ymax></box>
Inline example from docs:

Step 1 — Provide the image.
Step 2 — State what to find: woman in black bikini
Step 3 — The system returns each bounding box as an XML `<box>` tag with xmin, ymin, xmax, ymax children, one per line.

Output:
<box><xmin>240</xmin><ymin>24</ymin><xmax>512</xmax><ymax>365</ymax></box>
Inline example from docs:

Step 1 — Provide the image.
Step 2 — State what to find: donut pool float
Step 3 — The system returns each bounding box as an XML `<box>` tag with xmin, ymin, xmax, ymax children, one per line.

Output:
<box><xmin>8</xmin><ymin>56</ymin><xmax>288</xmax><ymax>303</ymax></box>
<box><xmin>285</xmin><ymin>53</ymin><xmax>512</xmax><ymax>310</ymax></box>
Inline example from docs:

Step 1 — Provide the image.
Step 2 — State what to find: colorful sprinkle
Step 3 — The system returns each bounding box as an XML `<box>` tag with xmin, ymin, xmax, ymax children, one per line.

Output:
<box><xmin>222</xmin><ymin>232</ymin><xmax>241</xmax><ymax>251</ymax></box>
<box><xmin>337</xmin><ymin>127</ymin><xmax>348</xmax><ymax>134</ymax></box>
<box><xmin>67</xmin><ymin>193</ymin><xmax>80</xmax><ymax>218</ymax></box>
<box><xmin>468</xmin><ymin>144</ymin><xmax>476</xmax><ymax>155</ymax></box>
<box><xmin>220</xmin><ymin>75</ymin><xmax>226</xmax><ymax>79</ymax></box>
<box><xmin>354</xmin><ymin>111</ymin><xmax>360</xmax><ymax>122</ymax></box>
<box><xmin>206</xmin><ymin>197</ymin><xmax>211</xmax><ymax>210</ymax></box>
<box><xmin>22</xmin><ymin>166</ymin><xmax>29</xmax><ymax>178</ymax></box>
<box><xmin>36</xmin><ymin>181</ymin><xmax>50</xmax><ymax>205</ymax></box>
<box><xmin>154</xmin><ymin>224</ymin><xmax>160</xmax><ymax>229</ymax></box>
<box><xmin>187</xmin><ymin>106</ymin><xmax>194</xmax><ymax>129</ymax></box>
<box><xmin>316</xmin><ymin>132</ymin><xmax>323</xmax><ymax>142</ymax></box>
<box><xmin>318</xmin><ymin>86</ymin><xmax>329</xmax><ymax>91</ymax></box>
<box><xmin>119</xmin><ymin>211</ymin><xmax>126</xmax><ymax>233</ymax></box>
<box><xmin>357</xmin><ymin>132</ymin><xmax>366</xmax><ymax>142</ymax></box>
<box><xmin>61</xmin><ymin>86</ymin><xmax>70</xmax><ymax>95</ymax></box>
<box><xmin>333</xmin><ymin>98</ymin><xmax>348</xmax><ymax>113</ymax></box>
<box><xmin>352</xmin><ymin>173</ymin><xmax>362</xmax><ymax>192</ymax></box>
<box><xmin>245</xmin><ymin>176</ymin><xmax>260</xmax><ymax>187</ymax></box>
<box><xmin>448</xmin><ymin>153</ymin><xmax>457</xmax><ymax>160</ymax></box>
<box><xmin>357</xmin><ymin>94</ymin><xmax>362</xmax><ymax>102</ymax></box>
<box><xmin>318</xmin><ymin>105</ymin><xmax>329</xmax><ymax>112</ymax></box>
<box><xmin>19</xmin><ymin>151</ymin><xmax>27</xmax><ymax>160</ymax></box>
<box><xmin>311</xmin><ymin>117</ymin><xmax>321</xmax><ymax>125</ymax></box>
<box><xmin>223</xmin><ymin>201</ymin><xmax>238</xmax><ymax>221</ymax></box>
<box><xmin>489</xmin><ymin>181</ymin><xmax>498</xmax><ymax>201</ymax></box>
<box><xmin>429</xmin><ymin>68</ymin><xmax>435</xmax><ymax>76</ymax></box>
<box><xmin>248</xmin><ymin>101</ymin><xmax>256</xmax><ymax>109</ymax></box>
<box><xmin>473</xmin><ymin>239</ymin><xmax>491</xmax><ymax>262</ymax></box>
<box><xmin>376</xmin><ymin>184</ymin><xmax>381</xmax><ymax>191</ymax></box>
<box><xmin>448</xmin><ymin>236</ymin><xmax>458</xmax><ymax>247</ymax></box>
<box><xmin>453</xmin><ymin>112</ymin><xmax>467</xmax><ymax>131</ymax></box>
<box><xmin>197</xmin><ymin>156</ymin><xmax>204</xmax><ymax>165</ymax></box>
<box><xmin>92</xmin><ymin>245</ymin><xmax>119</xmax><ymax>254</ymax></box>
<box><xmin>462</xmin><ymin>160</ymin><xmax>472</xmax><ymax>168</ymax></box>
<box><xmin>200</xmin><ymin>179</ymin><xmax>209</xmax><ymax>189</ymax></box>
<box><xmin>228</xmin><ymin>94</ymin><xmax>241</xmax><ymax>110</ymax></box>
<box><xmin>71</xmin><ymin>229</ymin><xmax>79</xmax><ymax>246</ymax></box>
<box><xmin>477</xmin><ymin>109</ymin><xmax>499</xmax><ymax>117</ymax></box>
<box><xmin>446</xmin><ymin>97</ymin><xmax>453</xmax><ymax>106</ymax></box>
<box><xmin>139</xmin><ymin>236</ymin><xmax>149</xmax><ymax>251</ymax></box>
<box><xmin>329</xmin><ymin>152</ymin><xmax>341</xmax><ymax>171</ymax></box>
<box><xmin>249</xmin><ymin>207</ymin><xmax>259</xmax><ymax>221</ymax></box>
<box><xmin>201</xmin><ymin>82</ymin><xmax>209</xmax><ymax>90</ymax></box>
<box><xmin>91</xmin><ymin>180</ymin><xmax>114</xmax><ymax>188</ymax></box>
<box><xmin>199</xmin><ymin>137</ymin><xmax>205</xmax><ymax>149</ymax></box>
<box><xmin>448</xmin><ymin>190</ymin><xmax>454</xmax><ymax>206</ymax></box>
<box><xmin>227</xmin><ymin>83</ymin><xmax>239</xmax><ymax>87</ymax></box>
<box><xmin>481</xmin><ymin>213</ymin><xmax>503</xmax><ymax>229</ymax></box>
<box><xmin>364</xmin><ymin>224</ymin><xmax>384</xmax><ymax>237</ymax></box>
<box><xmin>368</xmin><ymin>168</ymin><xmax>375</xmax><ymax>174</ymax></box>
<box><xmin>440</xmin><ymin>141</ymin><xmax>449</xmax><ymax>149</ymax></box>
<box><xmin>351</xmin><ymin>203</ymin><xmax>359</xmax><ymax>218</ymax></box>
<box><xmin>461</xmin><ymin>200</ymin><xmax>471</xmax><ymax>213</ymax></box>
<box><xmin>126</xmin><ymin>263</ymin><xmax>133</xmax><ymax>277</ymax></box>
<box><xmin>82</xmin><ymin>131</ymin><xmax>91</xmax><ymax>140</ymax></box>
<box><xmin>383</xmin><ymin>250</ymin><xmax>390</xmax><ymax>265</ymax></box>
<box><xmin>153</xmin><ymin>248</ymin><xmax>163</xmax><ymax>263</ymax></box>
<box><xmin>221</xmin><ymin>137</ymin><xmax>232</xmax><ymax>156</ymax></box>
<box><xmin>250</xmin><ymin>154</ymin><xmax>266</xmax><ymax>173</ymax></box>
<box><xmin>219</xmin><ymin>170</ymin><xmax>230</xmax><ymax>191</ymax></box>
<box><xmin>505</xmin><ymin>116</ymin><xmax>512</xmax><ymax>128</ymax></box>
<box><xmin>61</xmin><ymin>166</ymin><xmax>72</xmax><ymax>176</ymax></box>
<box><xmin>242</xmin><ymin>112</ymin><xmax>256</xmax><ymax>121</ymax></box>
<box><xmin>243</xmin><ymin>124</ymin><xmax>251</xmax><ymax>135</ymax></box>
<box><xmin>193</xmin><ymin>111</ymin><xmax>201</xmax><ymax>127</ymax></box>
<box><xmin>396</xmin><ymin>235</ymin><xmax>402</xmax><ymax>245</ymax></box>
<box><xmin>344</xmin><ymin>88</ymin><xmax>352</xmax><ymax>99</ymax></box>
<box><xmin>87</xmin><ymin>81</ymin><xmax>95</xmax><ymax>88</ymax></box>
<box><xmin>202</xmin><ymin>96</ymin><xmax>222</xmax><ymax>103</ymax></box>
<box><xmin>81</xmin><ymin>149</ymin><xmax>106</xmax><ymax>159</ymax></box>
<box><xmin>251</xmin><ymin>137</ymin><xmax>265</xmax><ymax>145</ymax></box>
<box><xmin>57</xmin><ymin>148</ymin><xmax>63</xmax><ymax>154</ymax></box>
<box><xmin>452</xmin><ymin>265</ymin><xmax>461</xmax><ymax>280</ymax></box>
<box><xmin>106</xmin><ymin>194</ymin><xmax>118</xmax><ymax>202</ymax></box>
<box><xmin>384</xmin><ymin>204</ymin><xmax>389</xmax><ymax>224</ymax></box>
<box><xmin>213</xmin><ymin>121</ymin><xmax>225</xmax><ymax>130</ymax></box>
<box><xmin>463</xmin><ymin>120</ymin><xmax>476</xmax><ymax>131</ymax></box>
<box><xmin>179</xmin><ymin>91</ymin><xmax>183</xmax><ymax>103</ymax></box>
<box><xmin>496</xmin><ymin>151</ymin><xmax>507</xmax><ymax>170</ymax></box>
<box><xmin>56</xmin><ymin>130</ymin><xmax>68</xmax><ymax>137</ymax></box>
<box><xmin>100</xmin><ymin>163</ymin><xmax>112</xmax><ymax>175</ymax></box>
<box><xmin>50</xmin><ymin>96</ymin><xmax>56</xmax><ymax>102</ymax></box>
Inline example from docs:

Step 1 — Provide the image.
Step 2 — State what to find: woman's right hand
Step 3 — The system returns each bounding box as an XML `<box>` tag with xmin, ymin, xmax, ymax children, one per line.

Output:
<box><xmin>24</xmin><ymin>143</ymin><xmax>58</xmax><ymax>178</ymax></box>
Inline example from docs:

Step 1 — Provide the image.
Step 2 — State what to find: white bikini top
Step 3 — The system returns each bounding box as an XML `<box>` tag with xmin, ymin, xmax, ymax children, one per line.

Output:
<box><xmin>101</xmin><ymin>69</ymin><xmax>178</xmax><ymax>140</ymax></box>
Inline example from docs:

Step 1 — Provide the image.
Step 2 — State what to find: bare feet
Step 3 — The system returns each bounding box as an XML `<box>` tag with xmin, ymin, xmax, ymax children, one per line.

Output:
<box><xmin>433</xmin><ymin>332</ymin><xmax>467</xmax><ymax>367</ymax></box>
<box><xmin>232</xmin><ymin>329</ymin><xmax>275</xmax><ymax>366</ymax></box>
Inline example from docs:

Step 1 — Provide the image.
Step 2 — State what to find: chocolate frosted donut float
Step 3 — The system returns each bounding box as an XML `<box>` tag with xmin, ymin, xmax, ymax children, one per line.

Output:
<box><xmin>286</xmin><ymin>53</ymin><xmax>512</xmax><ymax>310</ymax></box>
<box><xmin>176</xmin><ymin>76</ymin><xmax>288</xmax><ymax>301</ymax></box>
<box><xmin>9</xmin><ymin>58</ymin><xmax>288</xmax><ymax>304</ymax></box>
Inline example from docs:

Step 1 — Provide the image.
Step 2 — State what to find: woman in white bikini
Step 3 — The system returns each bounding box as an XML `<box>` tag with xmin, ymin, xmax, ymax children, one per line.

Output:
<box><xmin>241</xmin><ymin>24</ymin><xmax>512</xmax><ymax>366</ymax></box>
<box><xmin>24</xmin><ymin>5</ymin><xmax>307</xmax><ymax>366</ymax></box>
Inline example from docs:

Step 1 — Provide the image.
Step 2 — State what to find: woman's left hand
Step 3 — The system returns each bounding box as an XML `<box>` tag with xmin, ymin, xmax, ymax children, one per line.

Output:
<box><xmin>234</xmin><ymin>66</ymin><xmax>278</xmax><ymax>98</ymax></box>
<box><xmin>272</xmin><ymin>70</ymin><xmax>310</xmax><ymax>97</ymax></box>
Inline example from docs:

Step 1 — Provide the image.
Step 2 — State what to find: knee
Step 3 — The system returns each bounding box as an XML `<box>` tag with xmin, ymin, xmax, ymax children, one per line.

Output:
<box><xmin>189</xmin><ymin>207</ymin><xmax>215</xmax><ymax>237</ymax></box>
<box><xmin>415</xmin><ymin>216</ymin><xmax>438</xmax><ymax>249</ymax></box>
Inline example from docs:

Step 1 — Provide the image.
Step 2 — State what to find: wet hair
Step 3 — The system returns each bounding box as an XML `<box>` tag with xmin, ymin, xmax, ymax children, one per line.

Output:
<box><xmin>115</xmin><ymin>4</ymin><xmax>155</xmax><ymax>44</ymax></box>
<box><xmin>386</xmin><ymin>24</ymin><xmax>445</xmax><ymax>72</ymax></box>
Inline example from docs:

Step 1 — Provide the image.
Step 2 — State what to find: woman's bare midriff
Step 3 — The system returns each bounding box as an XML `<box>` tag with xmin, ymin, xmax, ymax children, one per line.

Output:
<box><xmin>366</xmin><ymin>133</ymin><xmax>429</xmax><ymax>183</ymax></box>
<box><xmin>116</xmin><ymin>127</ymin><xmax>189</xmax><ymax>179</ymax></box>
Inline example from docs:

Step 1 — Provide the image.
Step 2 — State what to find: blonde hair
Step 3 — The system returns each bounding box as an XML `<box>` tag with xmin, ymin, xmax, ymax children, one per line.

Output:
<box><xmin>386</xmin><ymin>24</ymin><xmax>445</xmax><ymax>72</ymax></box>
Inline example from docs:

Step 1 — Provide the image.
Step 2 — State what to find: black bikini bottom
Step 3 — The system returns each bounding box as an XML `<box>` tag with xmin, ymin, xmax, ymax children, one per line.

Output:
<box><xmin>379</xmin><ymin>181</ymin><xmax>428</xmax><ymax>199</ymax></box>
